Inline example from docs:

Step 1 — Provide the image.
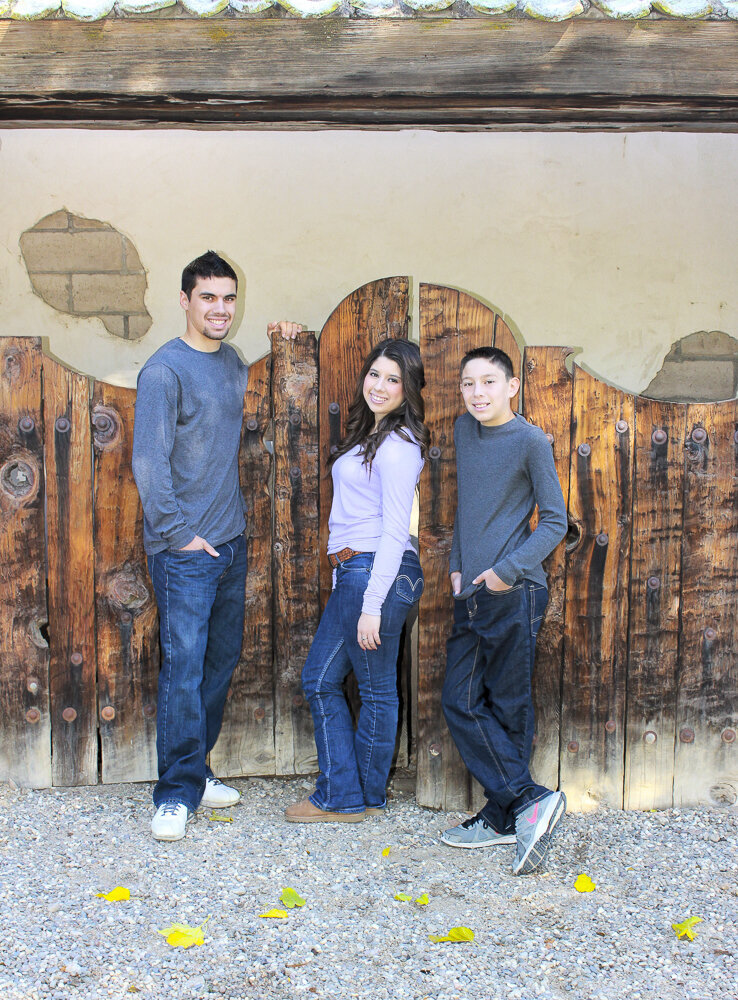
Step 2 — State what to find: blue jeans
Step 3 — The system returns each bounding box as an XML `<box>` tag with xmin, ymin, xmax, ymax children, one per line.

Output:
<box><xmin>147</xmin><ymin>534</ymin><xmax>247</xmax><ymax>811</ymax></box>
<box><xmin>302</xmin><ymin>550</ymin><xmax>423</xmax><ymax>812</ymax></box>
<box><xmin>442</xmin><ymin>580</ymin><xmax>549</xmax><ymax>834</ymax></box>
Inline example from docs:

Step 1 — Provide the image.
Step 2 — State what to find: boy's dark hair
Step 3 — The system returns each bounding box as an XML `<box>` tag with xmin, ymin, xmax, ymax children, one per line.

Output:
<box><xmin>460</xmin><ymin>346</ymin><xmax>514</xmax><ymax>381</ymax></box>
<box><xmin>181</xmin><ymin>251</ymin><xmax>238</xmax><ymax>299</ymax></box>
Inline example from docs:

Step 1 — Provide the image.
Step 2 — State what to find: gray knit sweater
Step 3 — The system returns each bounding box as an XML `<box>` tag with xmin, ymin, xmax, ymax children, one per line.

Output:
<box><xmin>449</xmin><ymin>411</ymin><xmax>567</xmax><ymax>598</ymax></box>
<box><xmin>132</xmin><ymin>337</ymin><xmax>249</xmax><ymax>555</ymax></box>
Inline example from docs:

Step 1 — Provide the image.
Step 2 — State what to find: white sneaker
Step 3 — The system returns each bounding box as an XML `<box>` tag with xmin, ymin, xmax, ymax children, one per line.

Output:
<box><xmin>151</xmin><ymin>801</ymin><xmax>192</xmax><ymax>841</ymax></box>
<box><xmin>201</xmin><ymin>776</ymin><xmax>241</xmax><ymax>809</ymax></box>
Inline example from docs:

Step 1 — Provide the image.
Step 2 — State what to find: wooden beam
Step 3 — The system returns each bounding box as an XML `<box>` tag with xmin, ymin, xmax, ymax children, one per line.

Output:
<box><xmin>1</xmin><ymin>19</ymin><xmax>738</xmax><ymax>129</ymax></box>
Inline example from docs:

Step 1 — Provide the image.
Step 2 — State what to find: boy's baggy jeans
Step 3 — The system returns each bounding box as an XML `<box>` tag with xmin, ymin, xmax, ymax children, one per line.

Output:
<box><xmin>442</xmin><ymin>580</ymin><xmax>550</xmax><ymax>835</ymax></box>
<box><xmin>147</xmin><ymin>534</ymin><xmax>247</xmax><ymax>812</ymax></box>
<box><xmin>302</xmin><ymin>550</ymin><xmax>423</xmax><ymax>813</ymax></box>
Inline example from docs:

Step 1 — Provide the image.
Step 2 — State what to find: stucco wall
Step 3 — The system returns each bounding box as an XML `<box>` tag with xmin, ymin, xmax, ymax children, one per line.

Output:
<box><xmin>1</xmin><ymin>129</ymin><xmax>736</xmax><ymax>391</ymax></box>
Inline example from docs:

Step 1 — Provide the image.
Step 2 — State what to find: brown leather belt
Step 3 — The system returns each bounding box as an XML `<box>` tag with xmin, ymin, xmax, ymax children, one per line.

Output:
<box><xmin>328</xmin><ymin>547</ymin><xmax>365</xmax><ymax>568</ymax></box>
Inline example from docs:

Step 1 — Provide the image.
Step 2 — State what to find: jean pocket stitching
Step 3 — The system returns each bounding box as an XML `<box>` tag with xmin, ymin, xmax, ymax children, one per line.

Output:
<box><xmin>395</xmin><ymin>574</ymin><xmax>424</xmax><ymax>604</ymax></box>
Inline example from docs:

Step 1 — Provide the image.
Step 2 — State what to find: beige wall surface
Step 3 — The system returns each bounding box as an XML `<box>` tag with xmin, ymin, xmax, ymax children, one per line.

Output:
<box><xmin>0</xmin><ymin>129</ymin><xmax>736</xmax><ymax>392</ymax></box>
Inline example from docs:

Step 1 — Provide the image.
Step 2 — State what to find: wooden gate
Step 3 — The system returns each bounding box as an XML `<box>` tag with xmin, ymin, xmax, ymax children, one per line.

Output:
<box><xmin>1</xmin><ymin>278</ymin><xmax>736</xmax><ymax>811</ymax></box>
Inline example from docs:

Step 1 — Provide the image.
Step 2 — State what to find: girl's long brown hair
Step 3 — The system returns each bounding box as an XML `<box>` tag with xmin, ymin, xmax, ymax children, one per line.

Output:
<box><xmin>329</xmin><ymin>338</ymin><xmax>429</xmax><ymax>472</ymax></box>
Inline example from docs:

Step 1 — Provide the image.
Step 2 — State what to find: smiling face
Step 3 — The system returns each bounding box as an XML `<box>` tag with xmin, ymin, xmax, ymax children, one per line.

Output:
<box><xmin>363</xmin><ymin>356</ymin><xmax>405</xmax><ymax>427</ymax></box>
<box><xmin>460</xmin><ymin>357</ymin><xmax>519</xmax><ymax>427</ymax></box>
<box><xmin>180</xmin><ymin>275</ymin><xmax>238</xmax><ymax>352</ymax></box>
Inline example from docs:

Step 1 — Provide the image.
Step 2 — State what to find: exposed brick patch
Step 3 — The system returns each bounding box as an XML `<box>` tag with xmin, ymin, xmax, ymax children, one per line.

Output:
<box><xmin>643</xmin><ymin>331</ymin><xmax>738</xmax><ymax>403</ymax></box>
<box><xmin>20</xmin><ymin>210</ymin><xmax>151</xmax><ymax>341</ymax></box>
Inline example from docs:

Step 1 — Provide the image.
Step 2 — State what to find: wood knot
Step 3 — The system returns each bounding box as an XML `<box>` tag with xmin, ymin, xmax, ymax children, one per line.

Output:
<box><xmin>106</xmin><ymin>563</ymin><xmax>150</xmax><ymax>615</ymax></box>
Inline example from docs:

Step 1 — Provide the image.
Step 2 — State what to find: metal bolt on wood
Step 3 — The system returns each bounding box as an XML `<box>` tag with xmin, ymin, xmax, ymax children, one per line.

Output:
<box><xmin>643</xmin><ymin>731</ymin><xmax>657</xmax><ymax>744</ymax></box>
<box><xmin>245</xmin><ymin>418</ymin><xmax>258</xmax><ymax>432</ymax></box>
<box><xmin>704</xmin><ymin>628</ymin><xmax>717</xmax><ymax>641</ymax></box>
<box><xmin>429</xmin><ymin>447</ymin><xmax>441</xmax><ymax>460</ymax></box>
<box><xmin>721</xmin><ymin>729</ymin><xmax>736</xmax><ymax>743</ymax></box>
<box><xmin>142</xmin><ymin>703</ymin><xmax>156</xmax><ymax>718</ymax></box>
<box><xmin>647</xmin><ymin>576</ymin><xmax>661</xmax><ymax>590</ymax></box>
<box><xmin>545</xmin><ymin>433</ymin><xmax>554</xmax><ymax>444</ymax></box>
<box><xmin>605</xmin><ymin>720</ymin><xmax>616</xmax><ymax>733</ymax></box>
<box><xmin>615</xmin><ymin>419</ymin><xmax>628</xmax><ymax>433</ymax></box>
<box><xmin>596</xmin><ymin>532</ymin><xmax>609</xmax><ymax>546</ymax></box>
<box><xmin>428</xmin><ymin>743</ymin><xmax>441</xmax><ymax>757</ymax></box>
<box><xmin>577</xmin><ymin>443</ymin><xmax>591</xmax><ymax>457</ymax></box>
<box><xmin>25</xmin><ymin>709</ymin><xmax>41</xmax><ymax>724</ymax></box>
<box><xmin>691</xmin><ymin>427</ymin><xmax>707</xmax><ymax>444</ymax></box>
<box><xmin>328</xmin><ymin>402</ymin><xmax>340</xmax><ymax>415</ymax></box>
<box><xmin>62</xmin><ymin>707</ymin><xmax>77</xmax><ymax>723</ymax></box>
<box><xmin>679</xmin><ymin>728</ymin><xmax>695</xmax><ymax>743</ymax></box>
<box><xmin>55</xmin><ymin>416</ymin><xmax>70</xmax><ymax>433</ymax></box>
<box><xmin>26</xmin><ymin>678</ymin><xmax>39</xmax><ymax>694</ymax></box>
<box><xmin>292</xmin><ymin>695</ymin><xmax>304</xmax><ymax>707</ymax></box>
<box><xmin>254</xmin><ymin>708</ymin><xmax>266</xmax><ymax>721</ymax></box>
<box><xmin>70</xmin><ymin>652</ymin><xmax>83</xmax><ymax>666</ymax></box>
<box><xmin>568</xmin><ymin>741</ymin><xmax>579</xmax><ymax>753</ymax></box>
<box><xmin>651</xmin><ymin>428</ymin><xmax>667</xmax><ymax>445</ymax></box>
<box><xmin>18</xmin><ymin>416</ymin><xmax>35</xmax><ymax>433</ymax></box>
<box><xmin>100</xmin><ymin>706</ymin><xmax>115</xmax><ymax>721</ymax></box>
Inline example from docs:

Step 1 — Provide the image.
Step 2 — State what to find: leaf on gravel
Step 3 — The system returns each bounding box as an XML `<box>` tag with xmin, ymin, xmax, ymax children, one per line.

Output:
<box><xmin>209</xmin><ymin>812</ymin><xmax>233</xmax><ymax>823</ymax></box>
<box><xmin>280</xmin><ymin>888</ymin><xmax>306</xmax><ymax>909</ymax></box>
<box><xmin>574</xmin><ymin>874</ymin><xmax>595</xmax><ymax>893</ymax></box>
<box><xmin>415</xmin><ymin>894</ymin><xmax>429</xmax><ymax>906</ymax></box>
<box><xmin>429</xmin><ymin>926</ymin><xmax>475</xmax><ymax>944</ymax></box>
<box><xmin>394</xmin><ymin>892</ymin><xmax>412</xmax><ymax>902</ymax></box>
<box><xmin>95</xmin><ymin>886</ymin><xmax>130</xmax><ymax>902</ymax></box>
<box><xmin>260</xmin><ymin>909</ymin><xmax>289</xmax><ymax>919</ymax></box>
<box><xmin>158</xmin><ymin>917</ymin><xmax>209</xmax><ymax>949</ymax></box>
<box><xmin>381</xmin><ymin>847</ymin><xmax>391</xmax><ymax>857</ymax></box>
<box><xmin>672</xmin><ymin>916</ymin><xmax>703</xmax><ymax>941</ymax></box>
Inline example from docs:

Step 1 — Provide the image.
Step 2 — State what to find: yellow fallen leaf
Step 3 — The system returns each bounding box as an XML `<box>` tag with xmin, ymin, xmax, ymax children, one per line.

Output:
<box><xmin>415</xmin><ymin>894</ymin><xmax>429</xmax><ymax>906</ymax></box>
<box><xmin>96</xmin><ymin>886</ymin><xmax>130</xmax><ymax>902</ymax></box>
<box><xmin>672</xmin><ymin>916</ymin><xmax>703</xmax><ymax>941</ymax></box>
<box><xmin>429</xmin><ymin>926</ymin><xmax>475</xmax><ymax>944</ymax></box>
<box><xmin>158</xmin><ymin>916</ymin><xmax>209</xmax><ymax>949</ymax></box>
<box><xmin>260</xmin><ymin>909</ymin><xmax>288</xmax><ymax>919</ymax></box>
<box><xmin>574</xmin><ymin>874</ymin><xmax>595</xmax><ymax>893</ymax></box>
<box><xmin>280</xmin><ymin>888</ymin><xmax>306</xmax><ymax>909</ymax></box>
<box><xmin>381</xmin><ymin>847</ymin><xmax>391</xmax><ymax>857</ymax></box>
<box><xmin>209</xmin><ymin>812</ymin><xmax>233</xmax><ymax>823</ymax></box>
<box><xmin>394</xmin><ymin>892</ymin><xmax>412</xmax><ymax>902</ymax></box>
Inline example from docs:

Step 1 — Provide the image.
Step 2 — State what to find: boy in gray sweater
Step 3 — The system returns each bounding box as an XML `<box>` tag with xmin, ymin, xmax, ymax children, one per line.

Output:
<box><xmin>441</xmin><ymin>346</ymin><xmax>568</xmax><ymax>875</ymax></box>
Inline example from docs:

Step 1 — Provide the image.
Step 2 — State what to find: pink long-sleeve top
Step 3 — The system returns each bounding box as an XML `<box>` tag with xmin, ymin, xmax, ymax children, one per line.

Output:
<box><xmin>327</xmin><ymin>431</ymin><xmax>424</xmax><ymax>616</ymax></box>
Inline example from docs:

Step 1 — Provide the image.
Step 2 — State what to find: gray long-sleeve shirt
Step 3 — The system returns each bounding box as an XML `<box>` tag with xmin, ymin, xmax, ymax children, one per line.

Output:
<box><xmin>450</xmin><ymin>411</ymin><xmax>567</xmax><ymax>598</ymax></box>
<box><xmin>132</xmin><ymin>337</ymin><xmax>249</xmax><ymax>555</ymax></box>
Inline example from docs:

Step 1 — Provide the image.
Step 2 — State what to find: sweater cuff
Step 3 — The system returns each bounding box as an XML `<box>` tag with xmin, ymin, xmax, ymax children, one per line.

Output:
<box><xmin>168</xmin><ymin>528</ymin><xmax>197</xmax><ymax>551</ymax></box>
<box><xmin>361</xmin><ymin>597</ymin><xmax>383</xmax><ymax>616</ymax></box>
<box><xmin>492</xmin><ymin>561</ymin><xmax>518</xmax><ymax>588</ymax></box>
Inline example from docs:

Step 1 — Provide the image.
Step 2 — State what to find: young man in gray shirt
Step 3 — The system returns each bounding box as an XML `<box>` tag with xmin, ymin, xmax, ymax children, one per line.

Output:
<box><xmin>133</xmin><ymin>250</ymin><xmax>301</xmax><ymax>841</ymax></box>
<box><xmin>441</xmin><ymin>346</ymin><xmax>568</xmax><ymax>875</ymax></box>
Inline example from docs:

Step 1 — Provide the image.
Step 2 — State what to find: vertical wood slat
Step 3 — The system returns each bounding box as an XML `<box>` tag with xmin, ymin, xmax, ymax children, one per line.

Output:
<box><xmin>211</xmin><ymin>356</ymin><xmax>275</xmax><ymax>777</ymax></box>
<box><xmin>624</xmin><ymin>398</ymin><xmax>685</xmax><ymax>810</ymax></box>
<box><xmin>674</xmin><ymin>402</ymin><xmax>738</xmax><ymax>808</ymax></box>
<box><xmin>318</xmin><ymin>277</ymin><xmax>409</xmax><ymax>610</ymax></box>
<box><xmin>93</xmin><ymin>383</ymin><xmax>158</xmax><ymax>784</ymax></box>
<box><xmin>43</xmin><ymin>358</ymin><xmax>97</xmax><ymax>786</ymax></box>
<box><xmin>560</xmin><ymin>365</ymin><xmax>634</xmax><ymax>811</ymax></box>
<box><xmin>521</xmin><ymin>346</ymin><xmax>574</xmax><ymax>792</ymax></box>
<box><xmin>417</xmin><ymin>284</ymin><xmax>511</xmax><ymax>811</ymax></box>
<box><xmin>0</xmin><ymin>339</ymin><xmax>50</xmax><ymax>788</ymax></box>
<box><xmin>272</xmin><ymin>334</ymin><xmax>321</xmax><ymax>774</ymax></box>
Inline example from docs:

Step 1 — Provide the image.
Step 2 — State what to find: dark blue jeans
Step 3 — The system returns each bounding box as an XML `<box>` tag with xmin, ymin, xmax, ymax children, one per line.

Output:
<box><xmin>302</xmin><ymin>550</ymin><xmax>423</xmax><ymax>812</ymax></box>
<box><xmin>147</xmin><ymin>534</ymin><xmax>247</xmax><ymax>812</ymax></box>
<box><xmin>442</xmin><ymin>580</ymin><xmax>549</xmax><ymax>834</ymax></box>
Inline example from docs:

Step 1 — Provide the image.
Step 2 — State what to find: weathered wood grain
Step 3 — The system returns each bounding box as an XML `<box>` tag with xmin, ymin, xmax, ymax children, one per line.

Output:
<box><xmin>0</xmin><ymin>339</ymin><xmax>50</xmax><ymax>788</ymax></box>
<box><xmin>674</xmin><ymin>403</ymin><xmax>738</xmax><ymax>808</ymax></box>
<box><xmin>2</xmin><ymin>22</ymin><xmax>738</xmax><ymax>129</ymax></box>
<box><xmin>43</xmin><ymin>358</ymin><xmax>97</xmax><ymax>787</ymax></box>
<box><xmin>521</xmin><ymin>346</ymin><xmax>574</xmax><ymax>793</ymax></box>
<box><xmin>417</xmin><ymin>283</ymin><xmax>504</xmax><ymax>812</ymax></box>
<box><xmin>211</xmin><ymin>356</ymin><xmax>275</xmax><ymax>778</ymax></box>
<box><xmin>93</xmin><ymin>382</ymin><xmax>158</xmax><ymax>784</ymax></box>
<box><xmin>560</xmin><ymin>366</ymin><xmax>634</xmax><ymax>812</ymax></box>
<box><xmin>273</xmin><ymin>334</ymin><xmax>321</xmax><ymax>775</ymax></box>
<box><xmin>624</xmin><ymin>398</ymin><xmax>685</xmax><ymax>810</ymax></box>
<box><xmin>318</xmin><ymin>277</ymin><xmax>409</xmax><ymax>609</ymax></box>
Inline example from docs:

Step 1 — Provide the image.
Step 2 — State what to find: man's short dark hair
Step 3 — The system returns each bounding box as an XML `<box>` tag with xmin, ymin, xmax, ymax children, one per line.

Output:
<box><xmin>460</xmin><ymin>346</ymin><xmax>515</xmax><ymax>381</ymax></box>
<box><xmin>181</xmin><ymin>251</ymin><xmax>238</xmax><ymax>299</ymax></box>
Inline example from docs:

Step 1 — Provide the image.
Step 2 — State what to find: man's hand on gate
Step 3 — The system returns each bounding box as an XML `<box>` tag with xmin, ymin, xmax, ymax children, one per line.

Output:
<box><xmin>268</xmin><ymin>321</ymin><xmax>304</xmax><ymax>341</ymax></box>
<box><xmin>179</xmin><ymin>535</ymin><xmax>219</xmax><ymax>558</ymax></box>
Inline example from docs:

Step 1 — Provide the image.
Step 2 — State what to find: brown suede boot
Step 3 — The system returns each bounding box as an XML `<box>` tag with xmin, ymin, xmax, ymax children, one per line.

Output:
<box><xmin>284</xmin><ymin>798</ymin><xmax>366</xmax><ymax>823</ymax></box>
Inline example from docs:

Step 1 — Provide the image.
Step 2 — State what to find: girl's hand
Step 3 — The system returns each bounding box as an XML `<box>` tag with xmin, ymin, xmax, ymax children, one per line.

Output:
<box><xmin>357</xmin><ymin>613</ymin><xmax>381</xmax><ymax>651</ymax></box>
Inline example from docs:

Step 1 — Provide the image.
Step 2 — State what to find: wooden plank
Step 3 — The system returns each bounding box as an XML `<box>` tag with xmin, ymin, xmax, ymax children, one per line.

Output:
<box><xmin>210</xmin><ymin>356</ymin><xmax>275</xmax><ymax>778</ymax></box>
<box><xmin>0</xmin><ymin>338</ymin><xmax>50</xmax><ymax>788</ymax></box>
<box><xmin>318</xmin><ymin>277</ymin><xmax>409</xmax><ymax>610</ymax></box>
<box><xmin>2</xmin><ymin>22</ymin><xmax>738</xmax><ymax>128</ymax></box>
<box><xmin>624</xmin><ymin>398</ymin><xmax>685</xmax><ymax>811</ymax></box>
<box><xmin>42</xmin><ymin>358</ymin><xmax>97</xmax><ymax>787</ymax></box>
<box><xmin>560</xmin><ymin>365</ymin><xmax>634</xmax><ymax>812</ymax></box>
<box><xmin>521</xmin><ymin>346</ymin><xmax>574</xmax><ymax>793</ymax></box>
<box><xmin>272</xmin><ymin>334</ymin><xmax>321</xmax><ymax>775</ymax></box>
<box><xmin>93</xmin><ymin>382</ymin><xmax>158</xmax><ymax>784</ymax></box>
<box><xmin>417</xmin><ymin>283</ymin><xmax>498</xmax><ymax>812</ymax></box>
<box><xmin>674</xmin><ymin>403</ymin><xmax>738</xmax><ymax>808</ymax></box>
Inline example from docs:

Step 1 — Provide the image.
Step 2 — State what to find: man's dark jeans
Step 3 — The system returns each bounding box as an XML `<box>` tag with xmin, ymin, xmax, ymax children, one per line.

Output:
<box><xmin>147</xmin><ymin>534</ymin><xmax>247</xmax><ymax>812</ymax></box>
<box><xmin>442</xmin><ymin>580</ymin><xmax>549</xmax><ymax>835</ymax></box>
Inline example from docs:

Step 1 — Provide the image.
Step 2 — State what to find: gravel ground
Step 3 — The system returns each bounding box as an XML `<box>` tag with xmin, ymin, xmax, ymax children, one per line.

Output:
<box><xmin>2</xmin><ymin>777</ymin><xmax>735</xmax><ymax>1000</ymax></box>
